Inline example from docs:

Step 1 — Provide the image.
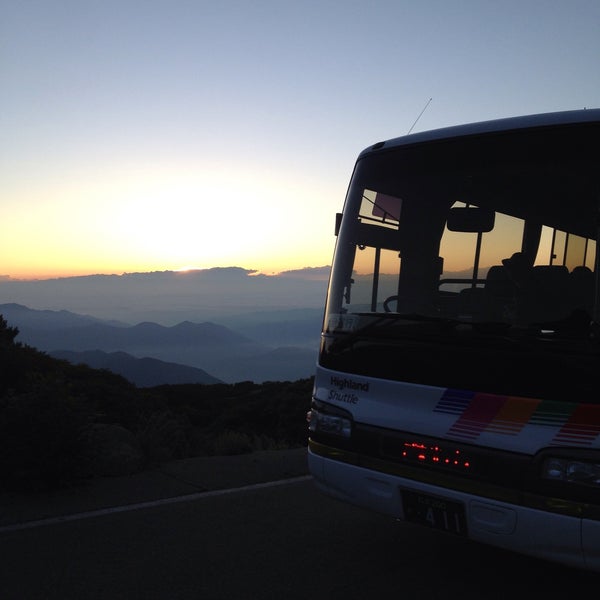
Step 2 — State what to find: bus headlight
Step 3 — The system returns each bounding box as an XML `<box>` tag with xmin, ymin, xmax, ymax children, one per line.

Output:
<box><xmin>308</xmin><ymin>402</ymin><xmax>353</xmax><ymax>438</ymax></box>
<box><xmin>541</xmin><ymin>457</ymin><xmax>600</xmax><ymax>487</ymax></box>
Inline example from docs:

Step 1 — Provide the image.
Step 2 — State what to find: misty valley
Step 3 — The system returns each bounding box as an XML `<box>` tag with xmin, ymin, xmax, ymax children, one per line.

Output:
<box><xmin>0</xmin><ymin>303</ymin><xmax>321</xmax><ymax>385</ymax></box>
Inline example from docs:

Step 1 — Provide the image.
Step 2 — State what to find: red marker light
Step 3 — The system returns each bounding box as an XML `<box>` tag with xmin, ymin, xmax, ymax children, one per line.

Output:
<box><xmin>400</xmin><ymin>439</ymin><xmax>472</xmax><ymax>472</ymax></box>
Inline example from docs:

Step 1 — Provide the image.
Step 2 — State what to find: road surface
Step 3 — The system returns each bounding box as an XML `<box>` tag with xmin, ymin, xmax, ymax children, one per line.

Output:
<box><xmin>0</xmin><ymin>477</ymin><xmax>597</xmax><ymax>599</ymax></box>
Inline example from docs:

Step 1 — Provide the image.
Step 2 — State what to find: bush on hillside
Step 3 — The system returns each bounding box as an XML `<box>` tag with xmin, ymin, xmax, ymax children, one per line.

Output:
<box><xmin>0</xmin><ymin>313</ymin><xmax>313</xmax><ymax>491</ymax></box>
<box><xmin>0</xmin><ymin>382</ymin><xmax>92</xmax><ymax>490</ymax></box>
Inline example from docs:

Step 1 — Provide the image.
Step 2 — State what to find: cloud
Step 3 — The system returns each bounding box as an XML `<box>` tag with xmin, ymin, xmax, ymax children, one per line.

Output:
<box><xmin>0</xmin><ymin>266</ymin><xmax>330</xmax><ymax>325</ymax></box>
<box><xmin>276</xmin><ymin>266</ymin><xmax>331</xmax><ymax>280</ymax></box>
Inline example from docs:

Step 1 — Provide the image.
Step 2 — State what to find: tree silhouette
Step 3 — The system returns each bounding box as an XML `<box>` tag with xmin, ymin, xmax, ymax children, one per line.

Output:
<box><xmin>0</xmin><ymin>314</ymin><xmax>19</xmax><ymax>346</ymax></box>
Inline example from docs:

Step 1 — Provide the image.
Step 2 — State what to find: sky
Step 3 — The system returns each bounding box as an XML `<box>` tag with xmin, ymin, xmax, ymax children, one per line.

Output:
<box><xmin>2</xmin><ymin>0</ymin><xmax>599</xmax><ymax>280</ymax></box>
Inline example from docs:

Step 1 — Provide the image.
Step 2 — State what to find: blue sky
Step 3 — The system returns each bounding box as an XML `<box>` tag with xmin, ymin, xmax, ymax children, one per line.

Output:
<box><xmin>2</xmin><ymin>0</ymin><xmax>599</xmax><ymax>279</ymax></box>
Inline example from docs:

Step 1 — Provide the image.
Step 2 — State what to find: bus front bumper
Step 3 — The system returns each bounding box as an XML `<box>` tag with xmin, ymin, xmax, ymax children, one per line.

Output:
<box><xmin>308</xmin><ymin>443</ymin><xmax>600</xmax><ymax>573</ymax></box>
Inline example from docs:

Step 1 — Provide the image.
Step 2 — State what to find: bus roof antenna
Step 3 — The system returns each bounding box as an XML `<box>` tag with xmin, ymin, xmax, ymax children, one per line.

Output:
<box><xmin>407</xmin><ymin>98</ymin><xmax>432</xmax><ymax>134</ymax></box>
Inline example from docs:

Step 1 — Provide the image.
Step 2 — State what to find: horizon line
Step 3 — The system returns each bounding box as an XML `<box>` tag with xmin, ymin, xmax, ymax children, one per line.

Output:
<box><xmin>0</xmin><ymin>264</ymin><xmax>333</xmax><ymax>283</ymax></box>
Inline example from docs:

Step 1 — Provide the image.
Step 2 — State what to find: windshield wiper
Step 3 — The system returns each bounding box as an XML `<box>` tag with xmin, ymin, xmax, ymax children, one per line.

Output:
<box><xmin>328</xmin><ymin>312</ymin><xmax>463</xmax><ymax>353</ymax></box>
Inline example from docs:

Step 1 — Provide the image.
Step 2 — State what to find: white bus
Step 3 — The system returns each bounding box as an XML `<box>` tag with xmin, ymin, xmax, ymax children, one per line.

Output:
<box><xmin>307</xmin><ymin>109</ymin><xmax>600</xmax><ymax>571</ymax></box>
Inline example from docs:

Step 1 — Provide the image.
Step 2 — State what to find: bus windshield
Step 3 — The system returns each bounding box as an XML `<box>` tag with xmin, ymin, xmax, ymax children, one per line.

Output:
<box><xmin>321</xmin><ymin>119</ymin><xmax>600</xmax><ymax>400</ymax></box>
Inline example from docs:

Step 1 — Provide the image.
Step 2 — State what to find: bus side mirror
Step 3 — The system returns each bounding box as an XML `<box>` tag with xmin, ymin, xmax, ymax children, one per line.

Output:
<box><xmin>447</xmin><ymin>207</ymin><xmax>495</xmax><ymax>232</ymax></box>
<box><xmin>335</xmin><ymin>212</ymin><xmax>343</xmax><ymax>236</ymax></box>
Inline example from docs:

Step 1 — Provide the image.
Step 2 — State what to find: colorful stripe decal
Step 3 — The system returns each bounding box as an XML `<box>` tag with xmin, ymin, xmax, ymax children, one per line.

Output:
<box><xmin>554</xmin><ymin>404</ymin><xmax>600</xmax><ymax>444</ymax></box>
<box><xmin>530</xmin><ymin>400</ymin><xmax>574</xmax><ymax>427</ymax></box>
<box><xmin>434</xmin><ymin>389</ymin><xmax>600</xmax><ymax>446</ymax></box>
<box><xmin>485</xmin><ymin>395</ymin><xmax>540</xmax><ymax>434</ymax></box>
<box><xmin>447</xmin><ymin>393</ymin><xmax>506</xmax><ymax>439</ymax></box>
<box><xmin>433</xmin><ymin>388</ymin><xmax>472</xmax><ymax>416</ymax></box>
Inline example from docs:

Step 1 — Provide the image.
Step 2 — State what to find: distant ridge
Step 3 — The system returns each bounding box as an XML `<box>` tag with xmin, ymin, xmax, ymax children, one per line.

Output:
<box><xmin>0</xmin><ymin>302</ymin><xmax>127</xmax><ymax>329</ymax></box>
<box><xmin>50</xmin><ymin>349</ymin><xmax>223</xmax><ymax>387</ymax></box>
<box><xmin>0</xmin><ymin>303</ymin><xmax>319</xmax><ymax>383</ymax></box>
<box><xmin>0</xmin><ymin>303</ymin><xmax>254</xmax><ymax>350</ymax></box>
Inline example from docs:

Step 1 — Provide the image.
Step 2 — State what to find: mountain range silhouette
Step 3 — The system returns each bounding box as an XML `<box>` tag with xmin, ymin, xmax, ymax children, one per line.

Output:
<box><xmin>0</xmin><ymin>303</ymin><xmax>319</xmax><ymax>384</ymax></box>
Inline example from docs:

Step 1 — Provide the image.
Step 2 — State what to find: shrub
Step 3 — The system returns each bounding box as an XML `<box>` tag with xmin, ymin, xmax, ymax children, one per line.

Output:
<box><xmin>135</xmin><ymin>409</ymin><xmax>190</xmax><ymax>464</ymax></box>
<box><xmin>0</xmin><ymin>384</ymin><xmax>92</xmax><ymax>490</ymax></box>
<box><xmin>211</xmin><ymin>430</ymin><xmax>254</xmax><ymax>456</ymax></box>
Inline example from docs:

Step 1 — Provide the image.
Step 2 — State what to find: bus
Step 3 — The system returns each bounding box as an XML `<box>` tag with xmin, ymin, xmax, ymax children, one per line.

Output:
<box><xmin>307</xmin><ymin>109</ymin><xmax>600</xmax><ymax>572</ymax></box>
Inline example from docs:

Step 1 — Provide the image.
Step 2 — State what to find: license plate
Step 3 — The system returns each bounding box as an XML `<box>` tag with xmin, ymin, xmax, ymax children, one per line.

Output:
<box><xmin>402</xmin><ymin>490</ymin><xmax>467</xmax><ymax>537</ymax></box>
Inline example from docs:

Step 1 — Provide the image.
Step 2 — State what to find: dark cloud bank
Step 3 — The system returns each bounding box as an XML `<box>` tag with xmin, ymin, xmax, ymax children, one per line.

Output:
<box><xmin>0</xmin><ymin>266</ymin><xmax>330</xmax><ymax>324</ymax></box>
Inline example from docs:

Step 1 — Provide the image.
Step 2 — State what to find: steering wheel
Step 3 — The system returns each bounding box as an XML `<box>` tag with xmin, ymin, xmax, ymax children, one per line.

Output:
<box><xmin>383</xmin><ymin>295</ymin><xmax>399</xmax><ymax>313</ymax></box>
